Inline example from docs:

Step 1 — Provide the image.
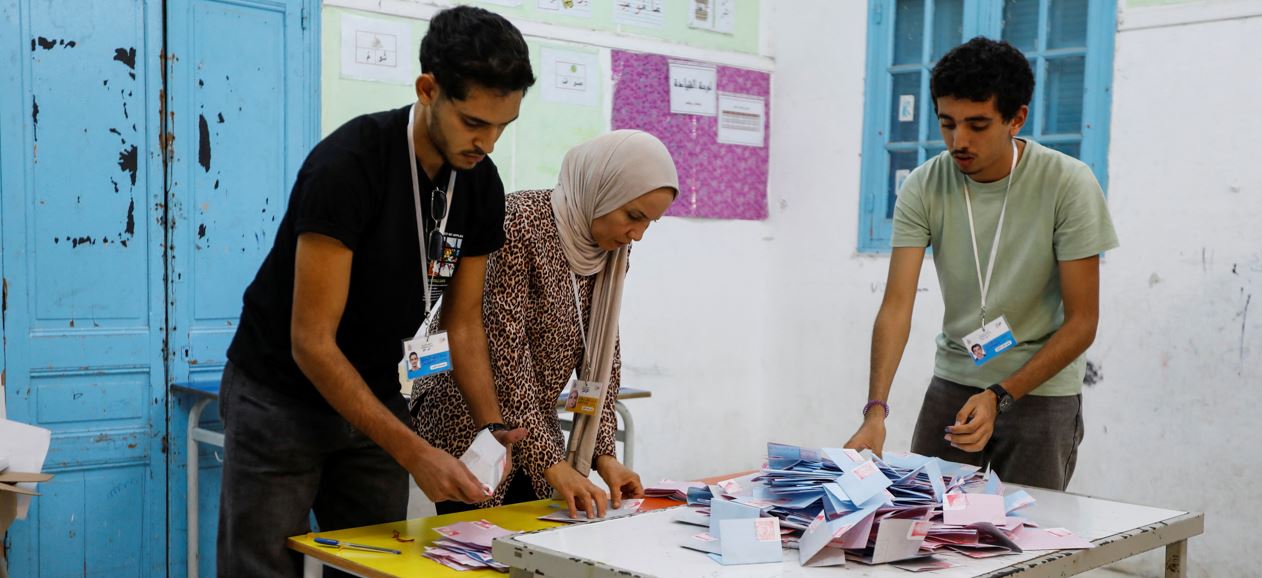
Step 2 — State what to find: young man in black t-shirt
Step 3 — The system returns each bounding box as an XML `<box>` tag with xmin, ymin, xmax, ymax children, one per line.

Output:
<box><xmin>217</xmin><ymin>7</ymin><xmax>535</xmax><ymax>576</ymax></box>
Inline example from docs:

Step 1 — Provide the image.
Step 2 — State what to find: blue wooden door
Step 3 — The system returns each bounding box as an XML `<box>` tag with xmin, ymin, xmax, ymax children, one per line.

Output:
<box><xmin>0</xmin><ymin>0</ymin><xmax>168</xmax><ymax>575</ymax></box>
<box><xmin>1</xmin><ymin>0</ymin><xmax>318</xmax><ymax>575</ymax></box>
<box><xmin>163</xmin><ymin>0</ymin><xmax>319</xmax><ymax>575</ymax></box>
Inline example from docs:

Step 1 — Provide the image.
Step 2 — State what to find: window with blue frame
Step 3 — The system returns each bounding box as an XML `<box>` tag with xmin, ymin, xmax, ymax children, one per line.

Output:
<box><xmin>857</xmin><ymin>0</ymin><xmax>1116</xmax><ymax>253</ymax></box>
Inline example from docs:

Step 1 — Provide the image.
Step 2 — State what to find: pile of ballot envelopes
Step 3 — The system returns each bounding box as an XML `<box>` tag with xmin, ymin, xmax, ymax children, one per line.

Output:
<box><xmin>425</xmin><ymin>520</ymin><xmax>513</xmax><ymax>572</ymax></box>
<box><xmin>661</xmin><ymin>443</ymin><xmax>1094</xmax><ymax>569</ymax></box>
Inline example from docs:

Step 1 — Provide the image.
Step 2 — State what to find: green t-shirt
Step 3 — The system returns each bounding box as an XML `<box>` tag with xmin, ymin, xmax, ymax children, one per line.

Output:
<box><xmin>892</xmin><ymin>139</ymin><xmax>1119</xmax><ymax>396</ymax></box>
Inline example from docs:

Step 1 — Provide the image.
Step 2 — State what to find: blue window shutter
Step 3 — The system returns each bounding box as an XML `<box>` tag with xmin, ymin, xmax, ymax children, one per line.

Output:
<box><xmin>858</xmin><ymin>0</ymin><xmax>1115</xmax><ymax>254</ymax></box>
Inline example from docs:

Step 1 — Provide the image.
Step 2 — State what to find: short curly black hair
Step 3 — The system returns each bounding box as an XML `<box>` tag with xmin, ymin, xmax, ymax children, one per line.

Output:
<box><xmin>930</xmin><ymin>36</ymin><xmax>1034</xmax><ymax>122</ymax></box>
<box><xmin>420</xmin><ymin>6</ymin><xmax>536</xmax><ymax>101</ymax></box>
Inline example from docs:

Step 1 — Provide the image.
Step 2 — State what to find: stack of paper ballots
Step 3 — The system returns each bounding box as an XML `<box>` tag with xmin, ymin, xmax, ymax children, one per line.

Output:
<box><xmin>645</xmin><ymin>479</ymin><xmax>706</xmax><ymax>501</ymax></box>
<box><xmin>671</xmin><ymin>443</ymin><xmax>1094</xmax><ymax>569</ymax></box>
<box><xmin>425</xmin><ymin>519</ymin><xmax>513</xmax><ymax>572</ymax></box>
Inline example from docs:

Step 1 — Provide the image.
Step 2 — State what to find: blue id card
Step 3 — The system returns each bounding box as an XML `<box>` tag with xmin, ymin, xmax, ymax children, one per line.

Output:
<box><xmin>963</xmin><ymin>316</ymin><xmax>1018</xmax><ymax>366</ymax></box>
<box><xmin>403</xmin><ymin>332</ymin><xmax>452</xmax><ymax>379</ymax></box>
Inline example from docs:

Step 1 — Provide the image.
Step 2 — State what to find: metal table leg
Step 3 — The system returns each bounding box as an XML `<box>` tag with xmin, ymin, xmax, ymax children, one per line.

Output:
<box><xmin>187</xmin><ymin>397</ymin><xmax>225</xmax><ymax>578</ymax></box>
<box><xmin>614</xmin><ymin>401</ymin><xmax>634</xmax><ymax>470</ymax></box>
<box><xmin>1165</xmin><ymin>539</ymin><xmax>1188</xmax><ymax>578</ymax></box>
<box><xmin>188</xmin><ymin>397</ymin><xmax>211</xmax><ymax>578</ymax></box>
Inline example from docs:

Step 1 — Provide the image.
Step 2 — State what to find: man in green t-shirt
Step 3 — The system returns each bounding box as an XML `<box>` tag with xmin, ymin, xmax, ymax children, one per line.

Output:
<box><xmin>843</xmin><ymin>37</ymin><xmax>1118</xmax><ymax>491</ymax></box>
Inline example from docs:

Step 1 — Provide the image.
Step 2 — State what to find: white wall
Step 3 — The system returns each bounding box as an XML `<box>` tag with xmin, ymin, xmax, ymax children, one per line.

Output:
<box><xmin>761</xmin><ymin>1</ymin><xmax>946</xmax><ymax>458</ymax></box>
<box><xmin>1070</xmin><ymin>6</ymin><xmax>1262</xmax><ymax>577</ymax></box>
<box><xmin>620</xmin><ymin>219</ymin><xmax>774</xmax><ymax>480</ymax></box>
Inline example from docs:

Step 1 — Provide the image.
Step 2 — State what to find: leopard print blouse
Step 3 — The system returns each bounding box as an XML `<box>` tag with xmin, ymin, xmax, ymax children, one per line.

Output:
<box><xmin>411</xmin><ymin>189</ymin><xmax>621</xmax><ymax>506</ymax></box>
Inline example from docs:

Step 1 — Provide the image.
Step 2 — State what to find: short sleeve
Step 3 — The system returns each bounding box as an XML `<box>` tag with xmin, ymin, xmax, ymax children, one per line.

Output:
<box><xmin>292</xmin><ymin>145</ymin><xmax>380</xmax><ymax>252</ymax></box>
<box><xmin>458</xmin><ymin>166</ymin><xmax>507</xmax><ymax>257</ymax></box>
<box><xmin>1053</xmin><ymin>164</ymin><xmax>1120</xmax><ymax>261</ymax></box>
<box><xmin>891</xmin><ymin>171</ymin><xmax>932</xmax><ymax>248</ymax></box>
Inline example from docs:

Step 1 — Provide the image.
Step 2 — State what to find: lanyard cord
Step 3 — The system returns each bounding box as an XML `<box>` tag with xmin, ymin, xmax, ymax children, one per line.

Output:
<box><xmin>569</xmin><ymin>272</ymin><xmax>593</xmax><ymax>378</ymax></box>
<box><xmin>963</xmin><ymin>139</ymin><xmax>1019</xmax><ymax>326</ymax></box>
<box><xmin>407</xmin><ymin>103</ymin><xmax>457</xmax><ymax>318</ymax></box>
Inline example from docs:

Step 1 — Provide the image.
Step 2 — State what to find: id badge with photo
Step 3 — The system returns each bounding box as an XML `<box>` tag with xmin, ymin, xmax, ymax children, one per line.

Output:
<box><xmin>403</xmin><ymin>331</ymin><xmax>453</xmax><ymax>379</ymax></box>
<box><xmin>563</xmin><ymin>378</ymin><xmax>605</xmax><ymax>416</ymax></box>
<box><xmin>962</xmin><ymin>316</ymin><xmax>1018</xmax><ymax>366</ymax></box>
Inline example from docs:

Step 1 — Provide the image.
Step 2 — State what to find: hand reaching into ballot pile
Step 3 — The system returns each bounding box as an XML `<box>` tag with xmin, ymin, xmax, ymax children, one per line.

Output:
<box><xmin>844</xmin><ymin>412</ymin><xmax>888</xmax><ymax>457</ymax></box>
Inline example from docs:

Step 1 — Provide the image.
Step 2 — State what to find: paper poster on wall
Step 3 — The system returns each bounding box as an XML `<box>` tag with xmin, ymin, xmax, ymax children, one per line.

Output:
<box><xmin>717</xmin><ymin>93</ymin><xmax>765</xmax><ymax>147</ymax></box>
<box><xmin>713</xmin><ymin>0</ymin><xmax>735</xmax><ymax>33</ymax></box>
<box><xmin>339</xmin><ymin>14</ymin><xmax>415</xmax><ymax>85</ymax></box>
<box><xmin>895</xmin><ymin>169</ymin><xmax>911</xmax><ymax>194</ymax></box>
<box><xmin>614</xmin><ymin>0</ymin><xmax>665</xmax><ymax>29</ymax></box>
<box><xmin>688</xmin><ymin>0</ymin><xmax>734</xmax><ymax>33</ymax></box>
<box><xmin>899</xmin><ymin>94</ymin><xmax>915</xmax><ymax>122</ymax></box>
<box><xmin>538</xmin><ymin>0</ymin><xmax>592</xmax><ymax>18</ymax></box>
<box><xmin>669</xmin><ymin>61</ymin><xmax>717</xmax><ymax>116</ymax></box>
<box><xmin>613</xmin><ymin>50</ymin><xmax>770</xmax><ymax>221</ymax></box>
<box><xmin>540</xmin><ymin>47</ymin><xmax>599</xmax><ymax>107</ymax></box>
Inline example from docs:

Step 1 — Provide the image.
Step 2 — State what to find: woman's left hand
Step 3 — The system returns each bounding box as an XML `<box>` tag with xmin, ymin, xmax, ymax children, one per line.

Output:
<box><xmin>594</xmin><ymin>455</ymin><xmax>644</xmax><ymax>508</ymax></box>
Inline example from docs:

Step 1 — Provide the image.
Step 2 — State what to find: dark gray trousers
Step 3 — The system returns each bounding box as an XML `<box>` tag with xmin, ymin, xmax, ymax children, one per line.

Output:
<box><xmin>910</xmin><ymin>377</ymin><xmax>1084</xmax><ymax>491</ymax></box>
<box><xmin>216</xmin><ymin>362</ymin><xmax>409</xmax><ymax>578</ymax></box>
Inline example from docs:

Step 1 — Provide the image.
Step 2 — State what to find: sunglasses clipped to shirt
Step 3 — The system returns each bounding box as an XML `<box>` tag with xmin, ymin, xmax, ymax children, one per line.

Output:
<box><xmin>426</xmin><ymin>185</ymin><xmax>447</xmax><ymax>263</ymax></box>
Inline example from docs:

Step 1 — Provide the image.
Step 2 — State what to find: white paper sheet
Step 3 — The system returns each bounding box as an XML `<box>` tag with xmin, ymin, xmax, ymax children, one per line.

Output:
<box><xmin>669</xmin><ymin>61</ymin><xmax>717</xmax><ymax>116</ymax></box>
<box><xmin>717</xmin><ymin>93</ymin><xmax>766</xmax><ymax>147</ymax></box>
<box><xmin>688</xmin><ymin>0</ymin><xmax>734</xmax><ymax>33</ymax></box>
<box><xmin>540</xmin><ymin>47</ymin><xmax>599</xmax><ymax>107</ymax></box>
<box><xmin>613</xmin><ymin>0</ymin><xmax>665</xmax><ymax>28</ymax></box>
<box><xmin>0</xmin><ymin>419</ymin><xmax>52</xmax><ymax>518</ymax></box>
<box><xmin>538</xmin><ymin>0</ymin><xmax>592</xmax><ymax>18</ymax></box>
<box><xmin>339</xmin><ymin>13</ymin><xmax>414</xmax><ymax>85</ymax></box>
<box><xmin>459</xmin><ymin>429</ymin><xmax>507</xmax><ymax>497</ymax></box>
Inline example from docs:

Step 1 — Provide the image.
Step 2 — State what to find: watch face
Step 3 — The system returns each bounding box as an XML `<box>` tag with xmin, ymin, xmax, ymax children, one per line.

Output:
<box><xmin>998</xmin><ymin>396</ymin><xmax>1013</xmax><ymax>413</ymax></box>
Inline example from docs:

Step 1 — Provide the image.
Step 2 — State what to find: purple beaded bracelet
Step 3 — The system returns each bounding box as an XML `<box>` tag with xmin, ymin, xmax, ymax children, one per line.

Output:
<box><xmin>862</xmin><ymin>400</ymin><xmax>890</xmax><ymax>418</ymax></box>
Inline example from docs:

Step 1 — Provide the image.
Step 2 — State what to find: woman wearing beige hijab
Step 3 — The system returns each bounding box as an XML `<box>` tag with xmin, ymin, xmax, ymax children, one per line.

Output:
<box><xmin>412</xmin><ymin>130</ymin><xmax>679</xmax><ymax>517</ymax></box>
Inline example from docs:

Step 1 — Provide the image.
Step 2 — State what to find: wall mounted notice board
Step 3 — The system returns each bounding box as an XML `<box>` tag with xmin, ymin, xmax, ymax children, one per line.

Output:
<box><xmin>611</xmin><ymin>50</ymin><xmax>770</xmax><ymax>220</ymax></box>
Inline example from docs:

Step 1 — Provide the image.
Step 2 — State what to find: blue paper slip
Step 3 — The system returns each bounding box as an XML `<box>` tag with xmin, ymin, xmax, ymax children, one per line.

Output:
<box><xmin>1005</xmin><ymin>489</ymin><xmax>1036</xmax><ymax>513</ymax></box>
<box><xmin>711</xmin><ymin>517</ymin><xmax>783</xmax><ymax>565</ymax></box>
<box><xmin>821</xmin><ymin>447</ymin><xmax>866</xmax><ymax>474</ymax></box>
<box><xmin>708</xmin><ymin>498</ymin><xmax>763</xmax><ymax>539</ymax></box>
<box><xmin>984</xmin><ymin>470</ymin><xmax>1004</xmax><ymax>495</ymax></box>
<box><xmin>837</xmin><ymin>460</ymin><xmax>893</xmax><ymax>505</ymax></box>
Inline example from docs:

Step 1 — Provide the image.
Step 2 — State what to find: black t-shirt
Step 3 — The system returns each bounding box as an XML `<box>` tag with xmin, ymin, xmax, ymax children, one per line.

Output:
<box><xmin>226</xmin><ymin>105</ymin><xmax>506</xmax><ymax>405</ymax></box>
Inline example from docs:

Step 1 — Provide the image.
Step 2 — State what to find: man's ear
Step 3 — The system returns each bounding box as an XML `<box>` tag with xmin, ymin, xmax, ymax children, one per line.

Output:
<box><xmin>415</xmin><ymin>73</ymin><xmax>439</xmax><ymax>106</ymax></box>
<box><xmin>1009</xmin><ymin>104</ymin><xmax>1030</xmax><ymax>137</ymax></box>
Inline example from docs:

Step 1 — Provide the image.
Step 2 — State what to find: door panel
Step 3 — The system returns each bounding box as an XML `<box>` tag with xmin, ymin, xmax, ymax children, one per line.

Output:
<box><xmin>0</xmin><ymin>0</ymin><xmax>167</xmax><ymax>575</ymax></box>
<box><xmin>164</xmin><ymin>0</ymin><xmax>319</xmax><ymax>575</ymax></box>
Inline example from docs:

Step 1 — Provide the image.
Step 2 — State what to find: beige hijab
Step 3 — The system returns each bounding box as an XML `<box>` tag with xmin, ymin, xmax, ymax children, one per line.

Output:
<box><xmin>552</xmin><ymin>130</ymin><xmax>678</xmax><ymax>475</ymax></box>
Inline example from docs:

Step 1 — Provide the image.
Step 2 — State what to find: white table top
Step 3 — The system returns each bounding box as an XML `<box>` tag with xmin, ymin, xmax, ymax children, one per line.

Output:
<box><xmin>501</xmin><ymin>486</ymin><xmax>1190</xmax><ymax>578</ymax></box>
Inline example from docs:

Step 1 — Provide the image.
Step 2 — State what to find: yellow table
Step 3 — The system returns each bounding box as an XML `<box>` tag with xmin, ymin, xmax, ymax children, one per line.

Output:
<box><xmin>288</xmin><ymin>497</ymin><xmax>680</xmax><ymax>578</ymax></box>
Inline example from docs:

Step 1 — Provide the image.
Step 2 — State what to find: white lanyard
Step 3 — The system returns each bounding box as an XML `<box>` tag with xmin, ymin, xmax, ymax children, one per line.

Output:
<box><xmin>569</xmin><ymin>272</ymin><xmax>592</xmax><ymax>377</ymax></box>
<box><xmin>406</xmin><ymin>103</ymin><xmax>457</xmax><ymax>316</ymax></box>
<box><xmin>963</xmin><ymin>140</ymin><xmax>1019</xmax><ymax>325</ymax></box>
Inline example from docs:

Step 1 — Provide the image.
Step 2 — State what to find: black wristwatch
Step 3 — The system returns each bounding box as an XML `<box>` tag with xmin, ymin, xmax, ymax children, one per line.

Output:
<box><xmin>987</xmin><ymin>384</ymin><xmax>1014</xmax><ymax>414</ymax></box>
<box><xmin>481</xmin><ymin>422</ymin><xmax>510</xmax><ymax>434</ymax></box>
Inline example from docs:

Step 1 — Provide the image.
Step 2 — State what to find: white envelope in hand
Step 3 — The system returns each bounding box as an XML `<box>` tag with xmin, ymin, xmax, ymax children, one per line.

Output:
<box><xmin>459</xmin><ymin>429</ymin><xmax>507</xmax><ymax>496</ymax></box>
